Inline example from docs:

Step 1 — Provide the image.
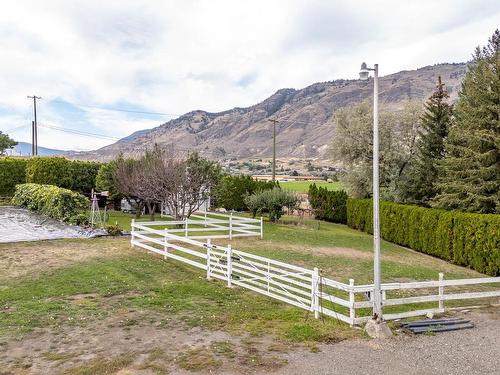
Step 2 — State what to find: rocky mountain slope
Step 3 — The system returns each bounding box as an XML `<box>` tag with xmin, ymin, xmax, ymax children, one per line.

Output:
<box><xmin>74</xmin><ymin>63</ymin><xmax>467</xmax><ymax>161</ymax></box>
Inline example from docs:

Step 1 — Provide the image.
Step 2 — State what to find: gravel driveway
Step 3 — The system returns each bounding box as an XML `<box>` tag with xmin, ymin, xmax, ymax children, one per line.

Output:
<box><xmin>0</xmin><ymin>206</ymin><xmax>101</xmax><ymax>243</ymax></box>
<box><xmin>273</xmin><ymin>309</ymin><xmax>500</xmax><ymax>375</ymax></box>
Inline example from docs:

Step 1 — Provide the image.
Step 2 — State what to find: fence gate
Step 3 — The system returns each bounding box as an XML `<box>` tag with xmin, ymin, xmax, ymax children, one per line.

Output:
<box><xmin>206</xmin><ymin>240</ymin><xmax>318</xmax><ymax>314</ymax></box>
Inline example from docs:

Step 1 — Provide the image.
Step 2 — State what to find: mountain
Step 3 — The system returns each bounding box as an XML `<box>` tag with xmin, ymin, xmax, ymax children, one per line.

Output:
<box><xmin>10</xmin><ymin>142</ymin><xmax>70</xmax><ymax>157</ymax></box>
<box><xmin>73</xmin><ymin>63</ymin><xmax>467</xmax><ymax>161</ymax></box>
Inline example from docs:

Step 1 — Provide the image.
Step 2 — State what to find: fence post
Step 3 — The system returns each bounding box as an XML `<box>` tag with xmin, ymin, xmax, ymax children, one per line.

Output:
<box><xmin>349</xmin><ymin>279</ymin><xmax>355</xmax><ymax>327</ymax></box>
<box><xmin>260</xmin><ymin>217</ymin><xmax>263</xmax><ymax>240</ymax></box>
<box><xmin>204</xmin><ymin>211</ymin><xmax>207</xmax><ymax>227</ymax></box>
<box><xmin>130</xmin><ymin>219</ymin><xmax>135</xmax><ymax>248</ymax></box>
<box><xmin>229</xmin><ymin>213</ymin><xmax>233</xmax><ymax>240</ymax></box>
<box><xmin>267</xmin><ymin>260</ymin><xmax>270</xmax><ymax>293</ymax></box>
<box><xmin>164</xmin><ymin>228</ymin><xmax>168</xmax><ymax>260</ymax></box>
<box><xmin>312</xmin><ymin>267</ymin><xmax>320</xmax><ymax>319</ymax></box>
<box><xmin>227</xmin><ymin>244</ymin><xmax>233</xmax><ymax>288</ymax></box>
<box><xmin>438</xmin><ymin>272</ymin><xmax>444</xmax><ymax>312</ymax></box>
<box><xmin>185</xmin><ymin>217</ymin><xmax>188</xmax><ymax>237</ymax></box>
<box><xmin>206</xmin><ymin>239</ymin><xmax>212</xmax><ymax>280</ymax></box>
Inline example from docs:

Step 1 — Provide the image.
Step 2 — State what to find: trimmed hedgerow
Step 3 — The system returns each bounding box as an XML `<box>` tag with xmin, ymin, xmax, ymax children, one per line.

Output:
<box><xmin>25</xmin><ymin>157</ymin><xmax>101</xmax><ymax>194</ymax></box>
<box><xmin>308</xmin><ymin>184</ymin><xmax>348</xmax><ymax>224</ymax></box>
<box><xmin>0</xmin><ymin>157</ymin><xmax>27</xmax><ymax>196</ymax></box>
<box><xmin>347</xmin><ymin>199</ymin><xmax>500</xmax><ymax>276</ymax></box>
<box><xmin>12</xmin><ymin>183</ymin><xmax>88</xmax><ymax>222</ymax></box>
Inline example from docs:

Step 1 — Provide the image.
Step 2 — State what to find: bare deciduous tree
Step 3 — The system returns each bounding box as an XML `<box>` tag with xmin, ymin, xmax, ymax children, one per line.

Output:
<box><xmin>112</xmin><ymin>146</ymin><xmax>221</xmax><ymax>220</ymax></box>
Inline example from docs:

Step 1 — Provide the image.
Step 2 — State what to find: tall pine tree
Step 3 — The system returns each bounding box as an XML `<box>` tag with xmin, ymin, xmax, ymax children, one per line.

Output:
<box><xmin>433</xmin><ymin>30</ymin><xmax>500</xmax><ymax>213</ymax></box>
<box><xmin>401</xmin><ymin>76</ymin><xmax>452</xmax><ymax>205</ymax></box>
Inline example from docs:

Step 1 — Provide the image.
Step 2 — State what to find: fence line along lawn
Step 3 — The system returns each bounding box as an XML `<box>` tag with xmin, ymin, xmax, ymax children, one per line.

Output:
<box><xmin>1</xmin><ymin>216</ymin><xmax>498</xmax><ymax>374</ymax></box>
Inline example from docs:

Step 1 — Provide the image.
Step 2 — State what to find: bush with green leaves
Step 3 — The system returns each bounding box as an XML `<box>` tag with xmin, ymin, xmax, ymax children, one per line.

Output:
<box><xmin>12</xmin><ymin>183</ymin><xmax>89</xmax><ymax>222</ymax></box>
<box><xmin>308</xmin><ymin>184</ymin><xmax>348</xmax><ymax>224</ymax></box>
<box><xmin>95</xmin><ymin>160</ymin><xmax>122</xmax><ymax>202</ymax></box>
<box><xmin>105</xmin><ymin>224</ymin><xmax>123</xmax><ymax>236</ymax></box>
<box><xmin>0</xmin><ymin>157</ymin><xmax>27</xmax><ymax>196</ymax></box>
<box><xmin>347</xmin><ymin>198</ymin><xmax>500</xmax><ymax>276</ymax></box>
<box><xmin>68</xmin><ymin>213</ymin><xmax>90</xmax><ymax>226</ymax></box>
<box><xmin>213</xmin><ymin>175</ymin><xmax>278</xmax><ymax>211</ymax></box>
<box><xmin>25</xmin><ymin>157</ymin><xmax>101</xmax><ymax>194</ymax></box>
<box><xmin>244</xmin><ymin>188</ymin><xmax>300</xmax><ymax>222</ymax></box>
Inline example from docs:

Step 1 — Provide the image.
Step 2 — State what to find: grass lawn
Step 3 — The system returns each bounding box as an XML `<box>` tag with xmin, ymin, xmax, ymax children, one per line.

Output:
<box><xmin>279</xmin><ymin>180</ymin><xmax>342</xmax><ymax>193</ymax></box>
<box><xmin>104</xmin><ymin>209</ymin><xmax>161</xmax><ymax>231</ymax></box>
<box><xmin>1</xmin><ymin>215</ymin><xmax>497</xmax><ymax>373</ymax></box>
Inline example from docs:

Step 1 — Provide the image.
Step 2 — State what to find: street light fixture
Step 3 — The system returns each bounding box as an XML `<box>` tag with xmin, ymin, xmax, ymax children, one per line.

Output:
<box><xmin>359</xmin><ymin>62</ymin><xmax>382</xmax><ymax>322</ymax></box>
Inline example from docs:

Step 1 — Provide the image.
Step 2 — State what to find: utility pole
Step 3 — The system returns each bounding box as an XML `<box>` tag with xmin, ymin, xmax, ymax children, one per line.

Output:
<box><xmin>27</xmin><ymin>95</ymin><xmax>41</xmax><ymax>156</ymax></box>
<box><xmin>268</xmin><ymin>118</ymin><xmax>278</xmax><ymax>181</ymax></box>
<box><xmin>31</xmin><ymin>121</ymin><xmax>35</xmax><ymax>156</ymax></box>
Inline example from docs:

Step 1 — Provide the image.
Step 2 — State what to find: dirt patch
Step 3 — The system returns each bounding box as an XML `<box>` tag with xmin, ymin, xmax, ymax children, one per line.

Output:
<box><xmin>1</xmin><ymin>309</ymin><xmax>498</xmax><ymax>375</ymax></box>
<box><xmin>311</xmin><ymin>246</ymin><xmax>372</xmax><ymax>259</ymax></box>
<box><xmin>0</xmin><ymin>237</ymin><xmax>132</xmax><ymax>281</ymax></box>
<box><xmin>229</xmin><ymin>239</ymin><xmax>373</xmax><ymax>262</ymax></box>
<box><xmin>0</xmin><ymin>311</ymin><xmax>289</xmax><ymax>375</ymax></box>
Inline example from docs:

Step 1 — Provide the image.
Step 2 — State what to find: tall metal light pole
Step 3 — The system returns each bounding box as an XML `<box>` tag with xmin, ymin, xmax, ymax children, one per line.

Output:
<box><xmin>359</xmin><ymin>62</ymin><xmax>382</xmax><ymax>321</ymax></box>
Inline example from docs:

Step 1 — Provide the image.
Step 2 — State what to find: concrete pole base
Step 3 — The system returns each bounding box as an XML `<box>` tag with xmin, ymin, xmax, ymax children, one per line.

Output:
<box><xmin>364</xmin><ymin>319</ymin><xmax>393</xmax><ymax>339</ymax></box>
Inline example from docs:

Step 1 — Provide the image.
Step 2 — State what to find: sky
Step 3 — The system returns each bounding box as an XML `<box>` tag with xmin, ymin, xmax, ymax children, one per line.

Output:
<box><xmin>1</xmin><ymin>0</ymin><xmax>499</xmax><ymax>152</ymax></box>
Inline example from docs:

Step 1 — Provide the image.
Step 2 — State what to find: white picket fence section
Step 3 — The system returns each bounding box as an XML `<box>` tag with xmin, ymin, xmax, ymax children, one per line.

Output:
<box><xmin>130</xmin><ymin>216</ymin><xmax>500</xmax><ymax>326</ymax></box>
<box><xmin>134</xmin><ymin>211</ymin><xmax>263</xmax><ymax>240</ymax></box>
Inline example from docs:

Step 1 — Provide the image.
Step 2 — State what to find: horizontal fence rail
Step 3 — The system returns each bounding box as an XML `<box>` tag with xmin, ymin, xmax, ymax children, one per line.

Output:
<box><xmin>152</xmin><ymin>211</ymin><xmax>263</xmax><ymax>240</ymax></box>
<box><xmin>131</xmin><ymin>214</ymin><xmax>500</xmax><ymax>326</ymax></box>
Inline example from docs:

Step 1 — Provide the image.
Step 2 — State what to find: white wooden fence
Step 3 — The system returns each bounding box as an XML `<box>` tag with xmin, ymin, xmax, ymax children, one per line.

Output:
<box><xmin>351</xmin><ymin>276</ymin><xmax>500</xmax><ymax>324</ymax></box>
<box><xmin>134</xmin><ymin>211</ymin><xmax>263</xmax><ymax>240</ymax></box>
<box><xmin>130</xmin><ymin>215</ymin><xmax>500</xmax><ymax>326</ymax></box>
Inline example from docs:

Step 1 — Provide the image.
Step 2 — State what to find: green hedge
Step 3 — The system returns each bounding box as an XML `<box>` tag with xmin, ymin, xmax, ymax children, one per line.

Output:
<box><xmin>308</xmin><ymin>184</ymin><xmax>348</xmax><ymax>224</ymax></box>
<box><xmin>12</xmin><ymin>183</ymin><xmax>88</xmax><ymax>222</ymax></box>
<box><xmin>213</xmin><ymin>175</ymin><xmax>278</xmax><ymax>211</ymax></box>
<box><xmin>26</xmin><ymin>157</ymin><xmax>101</xmax><ymax>193</ymax></box>
<box><xmin>0</xmin><ymin>157</ymin><xmax>27</xmax><ymax>196</ymax></box>
<box><xmin>347</xmin><ymin>199</ymin><xmax>500</xmax><ymax>276</ymax></box>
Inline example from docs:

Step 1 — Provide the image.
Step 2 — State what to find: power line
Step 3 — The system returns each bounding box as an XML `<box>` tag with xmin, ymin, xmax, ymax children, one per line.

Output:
<box><xmin>50</xmin><ymin>99</ymin><xmax>182</xmax><ymax>117</ymax></box>
<box><xmin>38</xmin><ymin>123</ymin><xmax>120</xmax><ymax>141</ymax></box>
<box><xmin>2</xmin><ymin>125</ymin><xmax>27</xmax><ymax>133</ymax></box>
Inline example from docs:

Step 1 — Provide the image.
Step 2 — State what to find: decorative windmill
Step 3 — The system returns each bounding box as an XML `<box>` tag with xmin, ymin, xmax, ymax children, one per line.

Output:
<box><xmin>89</xmin><ymin>189</ymin><xmax>103</xmax><ymax>228</ymax></box>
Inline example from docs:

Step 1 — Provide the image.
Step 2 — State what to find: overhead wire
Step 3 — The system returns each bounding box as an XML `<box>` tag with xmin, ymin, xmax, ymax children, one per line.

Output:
<box><xmin>38</xmin><ymin>123</ymin><xmax>121</xmax><ymax>141</ymax></box>
<box><xmin>50</xmin><ymin>99</ymin><xmax>182</xmax><ymax>117</ymax></box>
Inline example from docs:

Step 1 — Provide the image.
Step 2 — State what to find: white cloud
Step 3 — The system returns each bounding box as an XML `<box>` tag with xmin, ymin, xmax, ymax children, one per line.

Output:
<box><xmin>0</xmin><ymin>0</ymin><xmax>499</xmax><ymax>150</ymax></box>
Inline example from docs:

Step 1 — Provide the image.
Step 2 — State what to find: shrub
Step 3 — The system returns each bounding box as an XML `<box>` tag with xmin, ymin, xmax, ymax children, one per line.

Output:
<box><xmin>244</xmin><ymin>188</ymin><xmax>300</xmax><ymax>222</ymax></box>
<box><xmin>25</xmin><ymin>157</ymin><xmax>101</xmax><ymax>193</ymax></box>
<box><xmin>95</xmin><ymin>160</ymin><xmax>122</xmax><ymax>202</ymax></box>
<box><xmin>68</xmin><ymin>213</ymin><xmax>90</xmax><ymax>226</ymax></box>
<box><xmin>0</xmin><ymin>157</ymin><xmax>27</xmax><ymax>196</ymax></box>
<box><xmin>12</xmin><ymin>183</ymin><xmax>89</xmax><ymax>222</ymax></box>
<box><xmin>213</xmin><ymin>175</ymin><xmax>278</xmax><ymax>211</ymax></box>
<box><xmin>347</xmin><ymin>199</ymin><xmax>500</xmax><ymax>276</ymax></box>
<box><xmin>105</xmin><ymin>224</ymin><xmax>123</xmax><ymax>236</ymax></box>
<box><xmin>308</xmin><ymin>184</ymin><xmax>348</xmax><ymax>224</ymax></box>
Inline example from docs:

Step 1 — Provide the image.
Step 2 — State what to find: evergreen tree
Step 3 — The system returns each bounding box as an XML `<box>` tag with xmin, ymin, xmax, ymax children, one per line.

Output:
<box><xmin>432</xmin><ymin>30</ymin><xmax>500</xmax><ymax>213</ymax></box>
<box><xmin>400</xmin><ymin>76</ymin><xmax>452</xmax><ymax>204</ymax></box>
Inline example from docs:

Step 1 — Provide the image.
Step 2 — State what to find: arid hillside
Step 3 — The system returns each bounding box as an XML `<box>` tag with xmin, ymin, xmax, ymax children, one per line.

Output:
<box><xmin>72</xmin><ymin>63</ymin><xmax>466</xmax><ymax>161</ymax></box>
